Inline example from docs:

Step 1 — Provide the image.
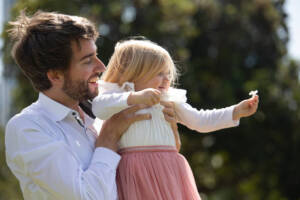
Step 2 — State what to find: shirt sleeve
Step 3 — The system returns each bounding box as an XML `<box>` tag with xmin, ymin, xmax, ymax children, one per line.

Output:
<box><xmin>92</xmin><ymin>92</ymin><xmax>131</xmax><ymax>120</ymax></box>
<box><xmin>5</xmin><ymin>116</ymin><xmax>121</xmax><ymax>200</ymax></box>
<box><xmin>175</xmin><ymin>102</ymin><xmax>240</xmax><ymax>133</ymax></box>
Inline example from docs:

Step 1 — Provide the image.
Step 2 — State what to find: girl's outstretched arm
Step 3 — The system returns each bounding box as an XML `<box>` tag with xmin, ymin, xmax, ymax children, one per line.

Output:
<box><xmin>174</xmin><ymin>95</ymin><xmax>259</xmax><ymax>133</ymax></box>
<box><xmin>232</xmin><ymin>95</ymin><xmax>259</xmax><ymax>120</ymax></box>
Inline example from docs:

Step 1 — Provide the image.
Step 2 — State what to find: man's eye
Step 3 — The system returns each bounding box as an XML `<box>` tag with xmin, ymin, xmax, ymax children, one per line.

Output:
<box><xmin>84</xmin><ymin>58</ymin><xmax>92</xmax><ymax>64</ymax></box>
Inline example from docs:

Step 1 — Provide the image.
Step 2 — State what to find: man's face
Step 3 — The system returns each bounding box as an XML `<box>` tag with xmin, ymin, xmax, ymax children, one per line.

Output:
<box><xmin>62</xmin><ymin>39</ymin><xmax>105</xmax><ymax>101</ymax></box>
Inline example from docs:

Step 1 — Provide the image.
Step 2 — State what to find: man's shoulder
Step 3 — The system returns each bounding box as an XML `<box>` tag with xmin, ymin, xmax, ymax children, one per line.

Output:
<box><xmin>10</xmin><ymin>100</ymin><xmax>38</xmax><ymax>116</ymax></box>
<box><xmin>5</xmin><ymin>100</ymin><xmax>64</xmax><ymax>142</ymax></box>
<box><xmin>6</xmin><ymin>101</ymin><xmax>47</xmax><ymax>130</ymax></box>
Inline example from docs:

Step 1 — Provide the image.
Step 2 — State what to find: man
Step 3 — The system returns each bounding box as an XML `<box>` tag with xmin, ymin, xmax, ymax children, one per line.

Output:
<box><xmin>5</xmin><ymin>11</ymin><xmax>152</xmax><ymax>200</ymax></box>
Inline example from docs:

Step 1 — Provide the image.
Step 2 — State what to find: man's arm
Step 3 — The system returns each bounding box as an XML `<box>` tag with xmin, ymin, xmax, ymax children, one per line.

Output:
<box><xmin>5</xmin><ymin>116</ymin><xmax>119</xmax><ymax>200</ymax></box>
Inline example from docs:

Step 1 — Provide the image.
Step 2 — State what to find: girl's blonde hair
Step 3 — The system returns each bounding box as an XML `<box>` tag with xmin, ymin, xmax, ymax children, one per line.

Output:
<box><xmin>101</xmin><ymin>39</ymin><xmax>178</xmax><ymax>87</ymax></box>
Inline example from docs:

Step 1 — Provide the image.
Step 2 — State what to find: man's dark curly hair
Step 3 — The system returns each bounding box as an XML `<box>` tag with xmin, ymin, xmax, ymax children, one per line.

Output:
<box><xmin>8</xmin><ymin>10</ymin><xmax>99</xmax><ymax>91</ymax></box>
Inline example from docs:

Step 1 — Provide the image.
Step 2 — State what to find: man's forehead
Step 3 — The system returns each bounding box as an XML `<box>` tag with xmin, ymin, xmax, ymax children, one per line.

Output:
<box><xmin>71</xmin><ymin>39</ymin><xmax>97</xmax><ymax>59</ymax></box>
<box><xmin>71</xmin><ymin>39</ymin><xmax>96</xmax><ymax>51</ymax></box>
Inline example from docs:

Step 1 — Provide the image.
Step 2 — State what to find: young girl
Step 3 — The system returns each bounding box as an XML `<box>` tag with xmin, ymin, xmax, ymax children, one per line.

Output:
<box><xmin>92</xmin><ymin>39</ymin><xmax>259</xmax><ymax>200</ymax></box>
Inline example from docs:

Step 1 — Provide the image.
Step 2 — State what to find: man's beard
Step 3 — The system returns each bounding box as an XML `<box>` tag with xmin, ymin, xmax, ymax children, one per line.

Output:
<box><xmin>62</xmin><ymin>73</ymin><xmax>98</xmax><ymax>102</ymax></box>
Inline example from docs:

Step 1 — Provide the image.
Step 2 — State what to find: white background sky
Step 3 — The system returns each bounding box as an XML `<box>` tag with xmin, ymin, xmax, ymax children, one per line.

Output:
<box><xmin>285</xmin><ymin>0</ymin><xmax>300</xmax><ymax>60</ymax></box>
<box><xmin>0</xmin><ymin>0</ymin><xmax>3</xmax><ymax>75</ymax></box>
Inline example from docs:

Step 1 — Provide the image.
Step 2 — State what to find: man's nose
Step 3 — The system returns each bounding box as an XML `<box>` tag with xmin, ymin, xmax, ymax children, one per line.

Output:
<box><xmin>95</xmin><ymin>57</ymin><xmax>106</xmax><ymax>72</ymax></box>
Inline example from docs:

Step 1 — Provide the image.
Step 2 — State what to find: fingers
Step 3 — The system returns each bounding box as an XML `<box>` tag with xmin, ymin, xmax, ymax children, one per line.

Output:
<box><xmin>119</xmin><ymin>104</ymin><xmax>152</xmax><ymax>124</ymax></box>
<box><xmin>163</xmin><ymin>109</ymin><xmax>177</xmax><ymax>124</ymax></box>
<box><xmin>150</xmin><ymin>92</ymin><xmax>161</xmax><ymax>105</ymax></box>
<box><xmin>123</xmin><ymin>104</ymin><xmax>149</xmax><ymax>114</ymax></box>
<box><xmin>246</xmin><ymin>95</ymin><xmax>259</xmax><ymax>116</ymax></box>
<box><xmin>152</xmin><ymin>90</ymin><xmax>161</xmax><ymax>102</ymax></box>
<box><xmin>97</xmin><ymin>104</ymin><xmax>152</xmax><ymax>151</ymax></box>
<box><xmin>161</xmin><ymin>101</ymin><xmax>177</xmax><ymax>123</ymax></box>
<box><xmin>152</xmin><ymin>89</ymin><xmax>161</xmax><ymax>96</ymax></box>
<box><xmin>251</xmin><ymin>95</ymin><xmax>259</xmax><ymax>102</ymax></box>
<box><xmin>163</xmin><ymin>107</ymin><xmax>175</xmax><ymax>118</ymax></box>
<box><xmin>249</xmin><ymin>95</ymin><xmax>259</xmax><ymax>108</ymax></box>
<box><xmin>145</xmin><ymin>90</ymin><xmax>161</xmax><ymax>105</ymax></box>
<box><xmin>131</xmin><ymin>113</ymin><xmax>152</xmax><ymax>123</ymax></box>
<box><xmin>160</xmin><ymin>100</ymin><xmax>173</xmax><ymax>108</ymax></box>
<box><xmin>250</xmin><ymin>95</ymin><xmax>259</xmax><ymax>102</ymax></box>
<box><xmin>164</xmin><ymin>114</ymin><xmax>176</xmax><ymax>123</ymax></box>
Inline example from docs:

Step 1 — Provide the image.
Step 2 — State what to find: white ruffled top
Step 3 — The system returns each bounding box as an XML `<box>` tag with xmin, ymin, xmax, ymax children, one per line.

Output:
<box><xmin>92</xmin><ymin>81</ymin><xmax>239</xmax><ymax>149</ymax></box>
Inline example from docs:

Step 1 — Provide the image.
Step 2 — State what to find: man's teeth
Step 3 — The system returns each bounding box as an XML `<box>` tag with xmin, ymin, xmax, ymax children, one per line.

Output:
<box><xmin>89</xmin><ymin>77</ymin><xmax>99</xmax><ymax>83</ymax></box>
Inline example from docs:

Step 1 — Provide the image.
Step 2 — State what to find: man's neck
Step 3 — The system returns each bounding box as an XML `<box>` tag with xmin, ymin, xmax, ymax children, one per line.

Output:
<box><xmin>42</xmin><ymin>89</ymin><xmax>80</xmax><ymax>113</ymax></box>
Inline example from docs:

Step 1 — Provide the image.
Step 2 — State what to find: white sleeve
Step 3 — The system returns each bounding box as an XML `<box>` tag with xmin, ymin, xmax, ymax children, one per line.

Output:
<box><xmin>175</xmin><ymin>102</ymin><xmax>240</xmax><ymax>133</ymax></box>
<box><xmin>5</xmin><ymin>117</ymin><xmax>121</xmax><ymax>200</ymax></box>
<box><xmin>92</xmin><ymin>92</ymin><xmax>131</xmax><ymax>120</ymax></box>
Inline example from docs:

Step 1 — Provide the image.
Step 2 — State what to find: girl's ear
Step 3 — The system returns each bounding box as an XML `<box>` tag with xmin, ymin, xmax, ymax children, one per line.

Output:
<box><xmin>47</xmin><ymin>69</ymin><xmax>64</xmax><ymax>86</ymax></box>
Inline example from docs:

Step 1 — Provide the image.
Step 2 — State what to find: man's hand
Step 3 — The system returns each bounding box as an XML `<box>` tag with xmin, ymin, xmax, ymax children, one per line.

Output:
<box><xmin>233</xmin><ymin>95</ymin><xmax>259</xmax><ymax>121</ymax></box>
<box><xmin>96</xmin><ymin>104</ymin><xmax>151</xmax><ymax>151</ymax></box>
<box><xmin>160</xmin><ymin>101</ymin><xmax>181</xmax><ymax>152</ymax></box>
<box><xmin>128</xmin><ymin>88</ymin><xmax>161</xmax><ymax>106</ymax></box>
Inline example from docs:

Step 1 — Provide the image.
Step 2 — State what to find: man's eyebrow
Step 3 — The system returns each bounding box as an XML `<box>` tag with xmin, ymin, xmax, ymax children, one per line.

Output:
<box><xmin>79</xmin><ymin>53</ymin><xmax>94</xmax><ymax>61</ymax></box>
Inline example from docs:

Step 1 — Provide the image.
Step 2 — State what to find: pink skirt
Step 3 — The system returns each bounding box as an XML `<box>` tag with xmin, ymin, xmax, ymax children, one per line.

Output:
<box><xmin>116</xmin><ymin>146</ymin><xmax>201</xmax><ymax>200</ymax></box>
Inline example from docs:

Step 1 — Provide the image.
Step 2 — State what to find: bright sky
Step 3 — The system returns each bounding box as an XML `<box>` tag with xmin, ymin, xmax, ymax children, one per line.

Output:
<box><xmin>0</xmin><ymin>0</ymin><xmax>3</xmax><ymax>75</ymax></box>
<box><xmin>285</xmin><ymin>0</ymin><xmax>300</xmax><ymax>60</ymax></box>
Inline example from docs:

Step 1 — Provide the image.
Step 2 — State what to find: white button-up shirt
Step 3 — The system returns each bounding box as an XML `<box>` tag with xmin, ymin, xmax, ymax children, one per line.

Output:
<box><xmin>5</xmin><ymin>93</ymin><xmax>121</xmax><ymax>200</ymax></box>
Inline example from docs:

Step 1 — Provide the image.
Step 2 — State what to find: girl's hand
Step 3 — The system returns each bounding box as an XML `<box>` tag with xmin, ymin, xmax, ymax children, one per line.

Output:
<box><xmin>232</xmin><ymin>95</ymin><xmax>259</xmax><ymax>120</ymax></box>
<box><xmin>160</xmin><ymin>101</ymin><xmax>181</xmax><ymax>152</ymax></box>
<box><xmin>128</xmin><ymin>88</ymin><xmax>161</xmax><ymax>106</ymax></box>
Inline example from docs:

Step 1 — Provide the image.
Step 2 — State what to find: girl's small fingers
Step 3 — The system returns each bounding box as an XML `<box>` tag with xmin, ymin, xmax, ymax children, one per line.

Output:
<box><xmin>150</xmin><ymin>95</ymin><xmax>160</xmax><ymax>104</ymax></box>
<box><xmin>249</xmin><ymin>98</ymin><xmax>258</xmax><ymax>105</ymax></box>
<box><xmin>160</xmin><ymin>101</ymin><xmax>172</xmax><ymax>107</ymax></box>
<box><xmin>151</xmin><ymin>97</ymin><xmax>156</xmax><ymax>105</ymax></box>
<box><xmin>155</xmin><ymin>90</ymin><xmax>161</xmax><ymax>96</ymax></box>
<box><xmin>156</xmin><ymin>95</ymin><xmax>161</xmax><ymax>103</ymax></box>
<box><xmin>152</xmin><ymin>93</ymin><xmax>157</xmax><ymax>99</ymax></box>
<box><xmin>161</xmin><ymin>102</ymin><xmax>176</xmax><ymax>114</ymax></box>
<box><xmin>249</xmin><ymin>95</ymin><xmax>258</xmax><ymax>102</ymax></box>
<box><xmin>164</xmin><ymin>114</ymin><xmax>176</xmax><ymax>123</ymax></box>
<box><xmin>163</xmin><ymin>108</ymin><xmax>175</xmax><ymax>118</ymax></box>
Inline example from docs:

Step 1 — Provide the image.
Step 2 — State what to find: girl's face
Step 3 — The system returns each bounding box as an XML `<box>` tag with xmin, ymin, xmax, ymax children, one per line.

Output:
<box><xmin>134</xmin><ymin>67</ymin><xmax>171</xmax><ymax>92</ymax></box>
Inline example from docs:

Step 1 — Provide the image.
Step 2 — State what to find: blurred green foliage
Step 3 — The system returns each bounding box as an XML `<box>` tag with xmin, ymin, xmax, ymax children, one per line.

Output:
<box><xmin>2</xmin><ymin>0</ymin><xmax>300</xmax><ymax>199</ymax></box>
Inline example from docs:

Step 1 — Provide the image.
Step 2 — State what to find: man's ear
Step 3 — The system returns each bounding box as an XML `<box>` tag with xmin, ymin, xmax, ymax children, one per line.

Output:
<box><xmin>47</xmin><ymin>69</ymin><xmax>64</xmax><ymax>86</ymax></box>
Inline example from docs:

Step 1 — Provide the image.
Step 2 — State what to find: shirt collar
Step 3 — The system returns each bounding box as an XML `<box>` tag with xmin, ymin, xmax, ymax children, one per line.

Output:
<box><xmin>38</xmin><ymin>92</ymin><xmax>73</xmax><ymax>122</ymax></box>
